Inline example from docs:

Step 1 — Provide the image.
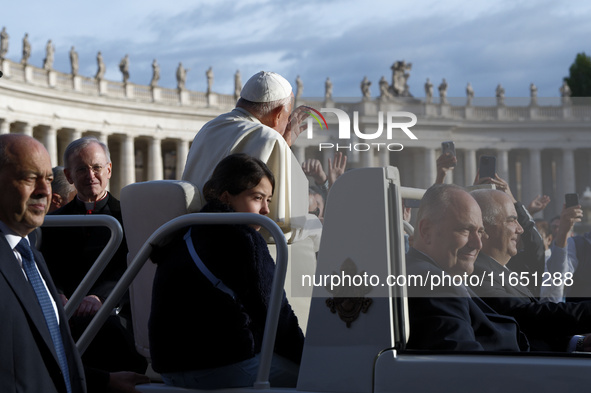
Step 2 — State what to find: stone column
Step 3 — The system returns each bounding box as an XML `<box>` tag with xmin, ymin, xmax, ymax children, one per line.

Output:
<box><xmin>378</xmin><ymin>148</ymin><xmax>389</xmax><ymax>167</ymax></box>
<box><xmin>147</xmin><ymin>136</ymin><xmax>163</xmax><ymax>181</ymax></box>
<box><xmin>0</xmin><ymin>119</ymin><xmax>10</xmax><ymax>135</ymax></box>
<box><xmin>97</xmin><ymin>132</ymin><xmax>109</xmax><ymax>147</ymax></box>
<box><xmin>444</xmin><ymin>168</ymin><xmax>454</xmax><ymax>184</ymax></box>
<box><xmin>98</xmin><ymin>133</ymin><xmax>111</xmax><ymax>191</ymax></box>
<box><xmin>413</xmin><ymin>147</ymin><xmax>436</xmax><ymax>188</ymax></box>
<box><xmin>68</xmin><ymin>128</ymin><xmax>82</xmax><ymax>144</ymax></box>
<box><xmin>21</xmin><ymin>123</ymin><xmax>33</xmax><ymax>137</ymax></box>
<box><xmin>359</xmin><ymin>148</ymin><xmax>374</xmax><ymax>168</ymax></box>
<box><xmin>464</xmin><ymin>149</ymin><xmax>477</xmax><ymax>186</ymax></box>
<box><xmin>176</xmin><ymin>139</ymin><xmax>189</xmax><ymax>179</ymax></box>
<box><xmin>424</xmin><ymin>147</ymin><xmax>437</xmax><ymax>187</ymax></box>
<box><xmin>120</xmin><ymin>135</ymin><xmax>136</xmax><ymax>187</ymax></box>
<box><xmin>562</xmin><ymin>148</ymin><xmax>576</xmax><ymax>194</ymax></box>
<box><xmin>526</xmin><ymin>148</ymin><xmax>543</xmax><ymax>207</ymax></box>
<box><xmin>43</xmin><ymin>126</ymin><xmax>58</xmax><ymax>167</ymax></box>
<box><xmin>497</xmin><ymin>149</ymin><xmax>509</xmax><ymax>182</ymax></box>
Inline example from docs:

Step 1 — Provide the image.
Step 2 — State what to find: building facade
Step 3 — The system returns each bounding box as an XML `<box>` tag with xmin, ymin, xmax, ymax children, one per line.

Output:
<box><xmin>1</xmin><ymin>57</ymin><xmax>590</xmax><ymax>220</ymax></box>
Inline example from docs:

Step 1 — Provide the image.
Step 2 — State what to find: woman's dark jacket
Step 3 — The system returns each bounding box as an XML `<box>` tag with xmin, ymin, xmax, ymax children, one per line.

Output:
<box><xmin>148</xmin><ymin>200</ymin><xmax>304</xmax><ymax>373</ymax></box>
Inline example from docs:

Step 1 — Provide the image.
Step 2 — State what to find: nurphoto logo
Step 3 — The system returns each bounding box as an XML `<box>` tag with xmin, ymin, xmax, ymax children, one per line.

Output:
<box><xmin>304</xmin><ymin>108</ymin><xmax>418</xmax><ymax>152</ymax></box>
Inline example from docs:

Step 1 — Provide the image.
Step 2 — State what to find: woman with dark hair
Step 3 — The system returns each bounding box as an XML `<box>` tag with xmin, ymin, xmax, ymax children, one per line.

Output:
<box><xmin>149</xmin><ymin>154</ymin><xmax>304</xmax><ymax>390</ymax></box>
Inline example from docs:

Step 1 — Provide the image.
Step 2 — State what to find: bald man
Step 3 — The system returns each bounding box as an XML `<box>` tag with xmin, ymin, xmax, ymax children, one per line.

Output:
<box><xmin>405</xmin><ymin>183</ymin><xmax>528</xmax><ymax>351</ymax></box>
<box><xmin>0</xmin><ymin>134</ymin><xmax>86</xmax><ymax>392</ymax></box>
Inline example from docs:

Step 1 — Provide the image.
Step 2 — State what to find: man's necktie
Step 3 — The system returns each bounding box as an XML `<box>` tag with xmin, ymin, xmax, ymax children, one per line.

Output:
<box><xmin>16</xmin><ymin>238</ymin><xmax>72</xmax><ymax>393</ymax></box>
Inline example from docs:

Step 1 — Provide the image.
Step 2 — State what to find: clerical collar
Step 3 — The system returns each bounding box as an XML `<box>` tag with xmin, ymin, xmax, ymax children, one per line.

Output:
<box><xmin>76</xmin><ymin>192</ymin><xmax>109</xmax><ymax>214</ymax></box>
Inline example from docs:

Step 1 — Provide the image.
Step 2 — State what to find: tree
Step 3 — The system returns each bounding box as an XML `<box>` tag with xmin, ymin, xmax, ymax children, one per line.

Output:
<box><xmin>565</xmin><ymin>52</ymin><xmax>591</xmax><ymax>97</ymax></box>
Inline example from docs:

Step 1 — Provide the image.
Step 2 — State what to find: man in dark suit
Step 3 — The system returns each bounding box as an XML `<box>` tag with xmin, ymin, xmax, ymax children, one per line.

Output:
<box><xmin>42</xmin><ymin>137</ymin><xmax>127</xmax><ymax>317</ymax></box>
<box><xmin>0</xmin><ymin>134</ymin><xmax>86</xmax><ymax>392</ymax></box>
<box><xmin>41</xmin><ymin>137</ymin><xmax>145</xmax><ymax>373</ymax></box>
<box><xmin>405</xmin><ymin>183</ymin><xmax>529</xmax><ymax>351</ymax></box>
<box><xmin>470</xmin><ymin>189</ymin><xmax>591</xmax><ymax>352</ymax></box>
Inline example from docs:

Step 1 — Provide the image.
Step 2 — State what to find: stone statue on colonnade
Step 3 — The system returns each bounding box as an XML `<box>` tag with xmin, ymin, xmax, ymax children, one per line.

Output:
<box><xmin>95</xmin><ymin>51</ymin><xmax>106</xmax><ymax>80</ymax></box>
<box><xmin>530</xmin><ymin>83</ymin><xmax>537</xmax><ymax>106</ymax></box>
<box><xmin>361</xmin><ymin>76</ymin><xmax>371</xmax><ymax>99</ymax></box>
<box><xmin>425</xmin><ymin>78</ymin><xmax>433</xmax><ymax>103</ymax></box>
<box><xmin>296</xmin><ymin>75</ymin><xmax>303</xmax><ymax>98</ymax></box>
<box><xmin>496</xmin><ymin>83</ymin><xmax>505</xmax><ymax>106</ymax></box>
<box><xmin>234</xmin><ymin>70</ymin><xmax>242</xmax><ymax>100</ymax></box>
<box><xmin>151</xmin><ymin>59</ymin><xmax>160</xmax><ymax>87</ymax></box>
<box><xmin>206</xmin><ymin>66</ymin><xmax>213</xmax><ymax>93</ymax></box>
<box><xmin>325</xmin><ymin>77</ymin><xmax>333</xmax><ymax>100</ymax></box>
<box><xmin>390</xmin><ymin>60</ymin><xmax>412</xmax><ymax>97</ymax></box>
<box><xmin>119</xmin><ymin>54</ymin><xmax>130</xmax><ymax>83</ymax></box>
<box><xmin>21</xmin><ymin>33</ymin><xmax>31</xmax><ymax>65</ymax></box>
<box><xmin>438</xmin><ymin>78</ymin><xmax>448</xmax><ymax>104</ymax></box>
<box><xmin>176</xmin><ymin>62</ymin><xmax>188</xmax><ymax>90</ymax></box>
<box><xmin>466</xmin><ymin>82</ymin><xmax>474</xmax><ymax>105</ymax></box>
<box><xmin>560</xmin><ymin>81</ymin><xmax>572</xmax><ymax>105</ymax></box>
<box><xmin>43</xmin><ymin>40</ymin><xmax>54</xmax><ymax>70</ymax></box>
<box><xmin>0</xmin><ymin>27</ymin><xmax>8</xmax><ymax>60</ymax></box>
<box><xmin>379</xmin><ymin>76</ymin><xmax>393</xmax><ymax>100</ymax></box>
<box><xmin>70</xmin><ymin>46</ymin><xmax>79</xmax><ymax>76</ymax></box>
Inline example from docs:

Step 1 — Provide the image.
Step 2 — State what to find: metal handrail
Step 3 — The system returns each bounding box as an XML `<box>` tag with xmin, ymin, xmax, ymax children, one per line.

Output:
<box><xmin>77</xmin><ymin>212</ymin><xmax>288</xmax><ymax>389</ymax></box>
<box><xmin>41</xmin><ymin>215</ymin><xmax>123</xmax><ymax>320</ymax></box>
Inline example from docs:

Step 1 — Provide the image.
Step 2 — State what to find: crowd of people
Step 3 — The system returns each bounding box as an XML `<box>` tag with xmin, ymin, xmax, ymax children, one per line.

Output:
<box><xmin>406</xmin><ymin>148</ymin><xmax>591</xmax><ymax>353</ymax></box>
<box><xmin>2</xmin><ymin>68</ymin><xmax>591</xmax><ymax>393</ymax></box>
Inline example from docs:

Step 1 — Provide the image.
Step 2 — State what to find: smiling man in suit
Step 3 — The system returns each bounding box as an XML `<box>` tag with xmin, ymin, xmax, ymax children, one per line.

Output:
<box><xmin>0</xmin><ymin>133</ymin><xmax>86</xmax><ymax>392</ymax></box>
<box><xmin>470</xmin><ymin>189</ymin><xmax>591</xmax><ymax>352</ymax></box>
<box><xmin>405</xmin><ymin>183</ymin><xmax>529</xmax><ymax>351</ymax></box>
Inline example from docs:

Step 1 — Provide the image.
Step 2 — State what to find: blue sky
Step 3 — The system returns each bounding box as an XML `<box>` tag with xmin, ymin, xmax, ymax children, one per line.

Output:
<box><xmin>2</xmin><ymin>0</ymin><xmax>590</xmax><ymax>99</ymax></box>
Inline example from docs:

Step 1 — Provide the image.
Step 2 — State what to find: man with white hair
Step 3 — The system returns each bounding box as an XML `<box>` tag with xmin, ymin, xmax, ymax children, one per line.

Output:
<box><xmin>49</xmin><ymin>166</ymin><xmax>76</xmax><ymax>213</ymax></box>
<box><xmin>182</xmin><ymin>71</ymin><xmax>318</xmax><ymax>329</ymax></box>
<box><xmin>470</xmin><ymin>189</ymin><xmax>591</xmax><ymax>352</ymax></box>
<box><xmin>41</xmin><ymin>137</ymin><xmax>147</xmax><ymax>373</ymax></box>
<box><xmin>183</xmin><ymin>71</ymin><xmax>311</xmax><ymax>239</ymax></box>
<box><xmin>406</xmin><ymin>184</ymin><xmax>529</xmax><ymax>351</ymax></box>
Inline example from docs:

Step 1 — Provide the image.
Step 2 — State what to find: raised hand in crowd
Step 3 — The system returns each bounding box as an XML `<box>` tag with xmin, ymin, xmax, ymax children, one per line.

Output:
<box><xmin>554</xmin><ymin>203</ymin><xmax>583</xmax><ymax>248</ymax></box>
<box><xmin>527</xmin><ymin>194</ymin><xmax>551</xmax><ymax>215</ymax></box>
<box><xmin>435</xmin><ymin>151</ymin><xmax>457</xmax><ymax>184</ymax></box>
<box><xmin>474</xmin><ymin>172</ymin><xmax>517</xmax><ymax>203</ymax></box>
<box><xmin>328</xmin><ymin>152</ymin><xmax>347</xmax><ymax>187</ymax></box>
<box><xmin>302</xmin><ymin>158</ymin><xmax>327</xmax><ymax>186</ymax></box>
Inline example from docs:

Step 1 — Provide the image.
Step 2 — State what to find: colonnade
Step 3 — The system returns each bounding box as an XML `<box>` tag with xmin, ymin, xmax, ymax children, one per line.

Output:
<box><xmin>2</xmin><ymin>57</ymin><xmax>591</xmax><ymax>221</ymax></box>
<box><xmin>0</xmin><ymin>117</ymin><xmax>191</xmax><ymax>195</ymax></box>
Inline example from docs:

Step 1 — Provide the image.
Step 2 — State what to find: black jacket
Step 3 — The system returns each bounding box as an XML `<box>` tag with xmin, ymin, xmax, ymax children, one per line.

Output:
<box><xmin>506</xmin><ymin>202</ymin><xmax>545</xmax><ymax>297</ymax></box>
<box><xmin>149</xmin><ymin>200</ymin><xmax>304</xmax><ymax>373</ymax></box>
<box><xmin>405</xmin><ymin>247</ymin><xmax>529</xmax><ymax>352</ymax></box>
<box><xmin>0</xmin><ymin>234</ymin><xmax>87</xmax><ymax>393</ymax></box>
<box><xmin>40</xmin><ymin>193</ymin><xmax>128</xmax><ymax>304</ymax></box>
<box><xmin>472</xmin><ymin>252</ymin><xmax>591</xmax><ymax>351</ymax></box>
